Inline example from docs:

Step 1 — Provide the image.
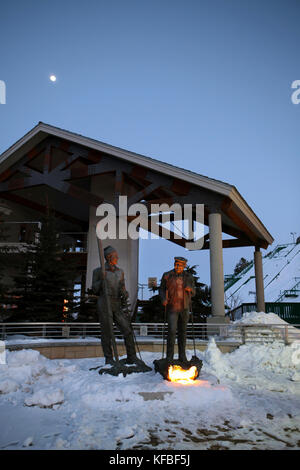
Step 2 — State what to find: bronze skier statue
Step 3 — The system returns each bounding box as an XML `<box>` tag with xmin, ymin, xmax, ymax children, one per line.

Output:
<box><xmin>92</xmin><ymin>245</ymin><xmax>141</xmax><ymax>366</ymax></box>
<box><xmin>159</xmin><ymin>256</ymin><xmax>196</xmax><ymax>363</ymax></box>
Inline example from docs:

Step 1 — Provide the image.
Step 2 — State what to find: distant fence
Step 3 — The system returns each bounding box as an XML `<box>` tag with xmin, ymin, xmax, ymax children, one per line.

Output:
<box><xmin>229</xmin><ymin>303</ymin><xmax>300</xmax><ymax>324</ymax></box>
<box><xmin>1</xmin><ymin>322</ymin><xmax>300</xmax><ymax>346</ymax></box>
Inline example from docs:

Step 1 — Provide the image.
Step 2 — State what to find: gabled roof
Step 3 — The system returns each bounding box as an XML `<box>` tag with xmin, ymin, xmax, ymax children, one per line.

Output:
<box><xmin>0</xmin><ymin>122</ymin><xmax>274</xmax><ymax>247</ymax></box>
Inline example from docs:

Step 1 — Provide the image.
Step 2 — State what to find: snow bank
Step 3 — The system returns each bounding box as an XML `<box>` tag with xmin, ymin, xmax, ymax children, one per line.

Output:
<box><xmin>7</xmin><ymin>349</ymin><xmax>46</xmax><ymax>366</ymax></box>
<box><xmin>234</xmin><ymin>311</ymin><xmax>289</xmax><ymax>325</ymax></box>
<box><xmin>202</xmin><ymin>338</ymin><xmax>300</xmax><ymax>393</ymax></box>
<box><xmin>0</xmin><ymin>349</ymin><xmax>77</xmax><ymax>398</ymax></box>
<box><xmin>24</xmin><ymin>389</ymin><xmax>64</xmax><ymax>408</ymax></box>
<box><xmin>0</xmin><ymin>379</ymin><xmax>19</xmax><ymax>394</ymax></box>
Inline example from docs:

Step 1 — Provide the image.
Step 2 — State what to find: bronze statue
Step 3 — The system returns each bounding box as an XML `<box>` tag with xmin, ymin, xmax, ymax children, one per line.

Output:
<box><xmin>159</xmin><ymin>256</ymin><xmax>195</xmax><ymax>363</ymax></box>
<box><xmin>92</xmin><ymin>246</ymin><xmax>138</xmax><ymax>365</ymax></box>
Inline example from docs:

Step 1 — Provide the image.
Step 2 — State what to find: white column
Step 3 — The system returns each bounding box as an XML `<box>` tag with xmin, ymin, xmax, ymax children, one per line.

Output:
<box><xmin>207</xmin><ymin>212</ymin><xmax>229</xmax><ymax>328</ymax></box>
<box><xmin>209</xmin><ymin>212</ymin><xmax>225</xmax><ymax>317</ymax></box>
<box><xmin>254</xmin><ymin>247</ymin><xmax>265</xmax><ymax>312</ymax></box>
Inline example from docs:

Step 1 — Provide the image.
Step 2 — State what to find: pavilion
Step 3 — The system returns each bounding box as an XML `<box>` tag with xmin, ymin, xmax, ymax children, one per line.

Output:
<box><xmin>0</xmin><ymin>122</ymin><xmax>274</xmax><ymax>323</ymax></box>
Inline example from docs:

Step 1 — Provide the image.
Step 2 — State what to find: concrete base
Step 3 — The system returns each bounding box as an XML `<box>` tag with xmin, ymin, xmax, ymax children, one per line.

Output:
<box><xmin>5</xmin><ymin>338</ymin><xmax>240</xmax><ymax>359</ymax></box>
<box><xmin>206</xmin><ymin>316</ymin><xmax>230</xmax><ymax>335</ymax></box>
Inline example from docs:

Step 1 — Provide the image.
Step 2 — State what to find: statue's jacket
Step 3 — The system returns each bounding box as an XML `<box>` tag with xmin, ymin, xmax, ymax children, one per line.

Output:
<box><xmin>159</xmin><ymin>269</ymin><xmax>196</xmax><ymax>311</ymax></box>
<box><xmin>92</xmin><ymin>263</ymin><xmax>128</xmax><ymax>302</ymax></box>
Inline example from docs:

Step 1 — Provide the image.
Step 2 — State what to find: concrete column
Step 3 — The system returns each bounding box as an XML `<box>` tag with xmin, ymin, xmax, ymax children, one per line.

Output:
<box><xmin>254</xmin><ymin>247</ymin><xmax>265</xmax><ymax>312</ymax></box>
<box><xmin>207</xmin><ymin>212</ymin><xmax>229</xmax><ymax>326</ymax></box>
<box><xmin>85</xmin><ymin>174</ymin><xmax>139</xmax><ymax>313</ymax></box>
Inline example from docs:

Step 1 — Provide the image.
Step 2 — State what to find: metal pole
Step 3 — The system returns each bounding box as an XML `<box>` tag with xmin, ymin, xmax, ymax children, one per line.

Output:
<box><xmin>190</xmin><ymin>302</ymin><xmax>197</xmax><ymax>358</ymax></box>
<box><xmin>161</xmin><ymin>290</ymin><xmax>168</xmax><ymax>359</ymax></box>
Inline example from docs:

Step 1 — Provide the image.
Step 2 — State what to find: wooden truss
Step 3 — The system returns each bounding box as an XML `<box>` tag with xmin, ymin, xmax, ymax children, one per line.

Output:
<box><xmin>0</xmin><ymin>136</ymin><xmax>264</xmax><ymax>248</ymax></box>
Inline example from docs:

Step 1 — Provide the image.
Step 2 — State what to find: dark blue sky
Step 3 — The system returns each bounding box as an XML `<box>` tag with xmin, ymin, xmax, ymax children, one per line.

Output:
<box><xmin>0</xmin><ymin>0</ymin><xmax>299</xmax><ymax>288</ymax></box>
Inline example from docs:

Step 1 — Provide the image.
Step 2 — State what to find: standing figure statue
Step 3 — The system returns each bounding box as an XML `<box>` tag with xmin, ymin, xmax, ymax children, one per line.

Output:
<box><xmin>159</xmin><ymin>257</ymin><xmax>196</xmax><ymax>363</ymax></box>
<box><xmin>92</xmin><ymin>246</ymin><xmax>139</xmax><ymax>365</ymax></box>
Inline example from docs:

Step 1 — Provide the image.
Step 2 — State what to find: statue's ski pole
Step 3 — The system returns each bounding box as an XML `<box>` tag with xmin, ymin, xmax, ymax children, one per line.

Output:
<box><xmin>189</xmin><ymin>291</ymin><xmax>196</xmax><ymax>357</ymax></box>
<box><xmin>161</xmin><ymin>289</ymin><xmax>168</xmax><ymax>359</ymax></box>
<box><xmin>96</xmin><ymin>235</ymin><xmax>119</xmax><ymax>363</ymax></box>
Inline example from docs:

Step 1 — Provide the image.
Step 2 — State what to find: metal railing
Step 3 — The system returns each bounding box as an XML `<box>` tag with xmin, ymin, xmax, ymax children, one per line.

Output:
<box><xmin>229</xmin><ymin>303</ymin><xmax>300</xmax><ymax>323</ymax></box>
<box><xmin>1</xmin><ymin>322</ymin><xmax>300</xmax><ymax>345</ymax></box>
<box><xmin>0</xmin><ymin>223</ymin><xmax>88</xmax><ymax>253</ymax></box>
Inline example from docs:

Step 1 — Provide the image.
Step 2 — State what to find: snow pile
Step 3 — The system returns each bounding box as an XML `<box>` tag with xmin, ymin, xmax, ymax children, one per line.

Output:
<box><xmin>0</xmin><ymin>349</ymin><xmax>76</xmax><ymax>406</ymax></box>
<box><xmin>0</xmin><ymin>350</ymin><xmax>47</xmax><ymax>394</ymax></box>
<box><xmin>203</xmin><ymin>338</ymin><xmax>300</xmax><ymax>392</ymax></box>
<box><xmin>0</xmin><ymin>341</ymin><xmax>5</xmax><ymax>365</ymax></box>
<box><xmin>231</xmin><ymin>311</ymin><xmax>300</xmax><ymax>344</ymax></box>
<box><xmin>0</xmin><ymin>379</ymin><xmax>19</xmax><ymax>394</ymax></box>
<box><xmin>24</xmin><ymin>389</ymin><xmax>64</xmax><ymax>408</ymax></box>
<box><xmin>22</xmin><ymin>436</ymin><xmax>34</xmax><ymax>447</ymax></box>
<box><xmin>234</xmin><ymin>311</ymin><xmax>289</xmax><ymax>325</ymax></box>
<box><xmin>7</xmin><ymin>349</ymin><xmax>44</xmax><ymax>366</ymax></box>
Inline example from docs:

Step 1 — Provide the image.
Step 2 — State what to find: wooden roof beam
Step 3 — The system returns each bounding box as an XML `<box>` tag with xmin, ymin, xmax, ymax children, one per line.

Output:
<box><xmin>0</xmin><ymin>192</ymin><xmax>87</xmax><ymax>228</ymax></box>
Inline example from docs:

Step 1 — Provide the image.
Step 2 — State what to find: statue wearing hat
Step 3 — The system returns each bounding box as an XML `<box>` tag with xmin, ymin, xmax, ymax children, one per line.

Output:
<box><xmin>159</xmin><ymin>257</ymin><xmax>196</xmax><ymax>363</ymax></box>
<box><xmin>92</xmin><ymin>246</ymin><xmax>138</xmax><ymax>365</ymax></box>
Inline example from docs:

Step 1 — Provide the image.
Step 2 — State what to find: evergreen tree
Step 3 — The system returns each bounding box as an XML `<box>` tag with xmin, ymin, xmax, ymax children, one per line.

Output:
<box><xmin>186</xmin><ymin>265</ymin><xmax>211</xmax><ymax>321</ymax></box>
<box><xmin>0</xmin><ymin>221</ymin><xmax>15</xmax><ymax>321</ymax></box>
<box><xmin>234</xmin><ymin>257</ymin><xmax>251</xmax><ymax>276</ymax></box>
<box><xmin>12</xmin><ymin>209</ymin><xmax>80</xmax><ymax>322</ymax></box>
<box><xmin>138</xmin><ymin>293</ymin><xmax>164</xmax><ymax>322</ymax></box>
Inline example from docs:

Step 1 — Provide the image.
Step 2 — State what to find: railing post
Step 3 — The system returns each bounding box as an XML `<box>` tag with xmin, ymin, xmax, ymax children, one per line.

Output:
<box><xmin>140</xmin><ymin>325</ymin><xmax>148</xmax><ymax>336</ymax></box>
<box><xmin>42</xmin><ymin>324</ymin><xmax>46</xmax><ymax>338</ymax></box>
<box><xmin>284</xmin><ymin>326</ymin><xmax>289</xmax><ymax>345</ymax></box>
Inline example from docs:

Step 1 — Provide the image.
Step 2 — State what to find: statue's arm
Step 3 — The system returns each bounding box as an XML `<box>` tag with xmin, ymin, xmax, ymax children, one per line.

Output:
<box><xmin>159</xmin><ymin>273</ymin><xmax>168</xmax><ymax>305</ymax></box>
<box><xmin>190</xmin><ymin>274</ymin><xmax>196</xmax><ymax>297</ymax></box>
<box><xmin>92</xmin><ymin>269</ymin><xmax>103</xmax><ymax>296</ymax></box>
<box><xmin>185</xmin><ymin>273</ymin><xmax>196</xmax><ymax>297</ymax></box>
<box><xmin>119</xmin><ymin>270</ymin><xmax>129</xmax><ymax>299</ymax></box>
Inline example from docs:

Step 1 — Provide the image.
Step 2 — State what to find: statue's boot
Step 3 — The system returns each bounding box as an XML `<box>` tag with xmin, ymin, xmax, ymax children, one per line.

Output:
<box><xmin>124</xmin><ymin>332</ymin><xmax>138</xmax><ymax>364</ymax></box>
<box><xmin>178</xmin><ymin>354</ymin><xmax>188</xmax><ymax>363</ymax></box>
<box><xmin>105</xmin><ymin>357</ymin><xmax>115</xmax><ymax>365</ymax></box>
<box><xmin>126</xmin><ymin>355</ymin><xmax>145</xmax><ymax>365</ymax></box>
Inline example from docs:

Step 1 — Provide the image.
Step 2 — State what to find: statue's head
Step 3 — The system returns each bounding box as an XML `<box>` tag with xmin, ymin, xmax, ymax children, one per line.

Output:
<box><xmin>174</xmin><ymin>256</ymin><xmax>187</xmax><ymax>274</ymax></box>
<box><xmin>104</xmin><ymin>245</ymin><xmax>118</xmax><ymax>266</ymax></box>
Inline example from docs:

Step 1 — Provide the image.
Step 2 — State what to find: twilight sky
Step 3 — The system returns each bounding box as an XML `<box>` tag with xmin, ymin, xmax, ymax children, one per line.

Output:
<box><xmin>0</xmin><ymin>0</ymin><xmax>299</xmax><ymax>292</ymax></box>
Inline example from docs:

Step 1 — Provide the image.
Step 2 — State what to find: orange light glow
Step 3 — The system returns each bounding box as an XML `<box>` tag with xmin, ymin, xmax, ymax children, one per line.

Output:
<box><xmin>167</xmin><ymin>365</ymin><xmax>198</xmax><ymax>384</ymax></box>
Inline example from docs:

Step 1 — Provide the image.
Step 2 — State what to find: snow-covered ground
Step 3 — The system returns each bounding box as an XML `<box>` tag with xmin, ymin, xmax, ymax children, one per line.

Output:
<box><xmin>0</xmin><ymin>335</ymin><xmax>300</xmax><ymax>450</ymax></box>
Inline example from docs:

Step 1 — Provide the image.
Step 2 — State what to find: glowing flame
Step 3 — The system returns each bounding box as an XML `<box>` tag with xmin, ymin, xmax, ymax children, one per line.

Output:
<box><xmin>167</xmin><ymin>365</ymin><xmax>198</xmax><ymax>384</ymax></box>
